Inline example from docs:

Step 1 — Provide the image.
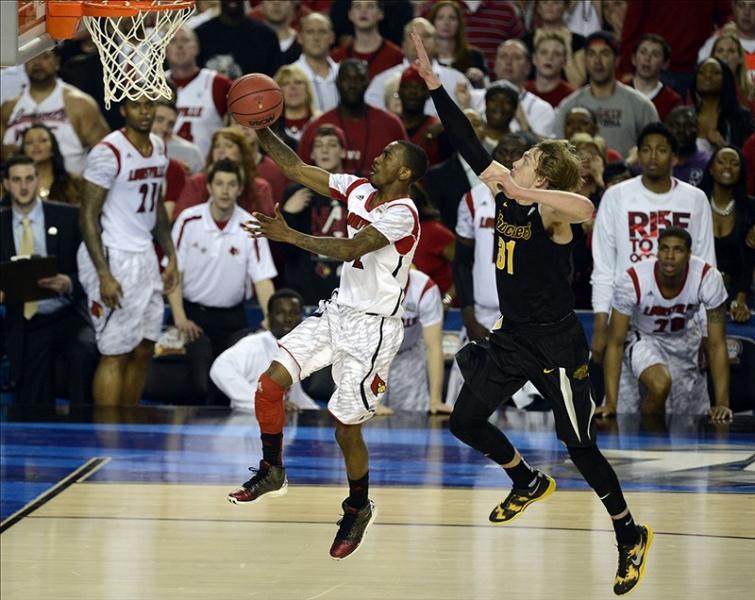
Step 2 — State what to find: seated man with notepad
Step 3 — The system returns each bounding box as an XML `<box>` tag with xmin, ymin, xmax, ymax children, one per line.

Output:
<box><xmin>0</xmin><ymin>156</ymin><xmax>98</xmax><ymax>408</ymax></box>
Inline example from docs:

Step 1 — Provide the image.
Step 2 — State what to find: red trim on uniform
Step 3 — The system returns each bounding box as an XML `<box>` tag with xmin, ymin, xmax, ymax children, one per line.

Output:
<box><xmin>100</xmin><ymin>141</ymin><xmax>121</xmax><ymax>176</ymax></box>
<box><xmin>627</xmin><ymin>267</ymin><xmax>641</xmax><ymax>304</ymax></box>
<box><xmin>118</xmin><ymin>129</ymin><xmax>154</xmax><ymax>158</ymax></box>
<box><xmin>654</xmin><ymin>261</ymin><xmax>689</xmax><ymax>300</ymax></box>
<box><xmin>419</xmin><ymin>277</ymin><xmax>438</xmax><ymax>301</ymax></box>
<box><xmin>390</xmin><ymin>203</ymin><xmax>420</xmax><ymax>255</ymax></box>
<box><xmin>329</xmin><ymin>186</ymin><xmax>347</xmax><ymax>203</ymax></box>
<box><xmin>464</xmin><ymin>191</ymin><xmax>475</xmax><ymax>219</ymax></box>
<box><xmin>699</xmin><ymin>262</ymin><xmax>713</xmax><ymax>295</ymax></box>
<box><xmin>277</xmin><ymin>341</ymin><xmax>302</xmax><ymax>376</ymax></box>
<box><xmin>176</xmin><ymin>215</ymin><xmax>202</xmax><ymax>249</ymax></box>
<box><xmin>345</xmin><ymin>177</ymin><xmax>370</xmax><ymax>200</ymax></box>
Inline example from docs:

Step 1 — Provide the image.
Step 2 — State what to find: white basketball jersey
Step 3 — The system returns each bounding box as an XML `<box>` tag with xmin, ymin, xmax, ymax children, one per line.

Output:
<box><xmin>83</xmin><ymin>130</ymin><xmax>168</xmax><ymax>253</ymax></box>
<box><xmin>455</xmin><ymin>182</ymin><xmax>498</xmax><ymax>309</ymax></box>
<box><xmin>170</xmin><ymin>68</ymin><xmax>224</xmax><ymax>159</ymax></box>
<box><xmin>398</xmin><ymin>269</ymin><xmax>443</xmax><ymax>352</ymax></box>
<box><xmin>2</xmin><ymin>79</ymin><xmax>87</xmax><ymax>174</ymax></box>
<box><xmin>328</xmin><ymin>174</ymin><xmax>420</xmax><ymax>317</ymax></box>
<box><xmin>611</xmin><ymin>256</ymin><xmax>727</xmax><ymax>336</ymax></box>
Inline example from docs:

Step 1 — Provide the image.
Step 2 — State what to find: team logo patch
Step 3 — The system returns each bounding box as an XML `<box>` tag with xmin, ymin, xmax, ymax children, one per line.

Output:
<box><xmin>370</xmin><ymin>374</ymin><xmax>386</xmax><ymax>396</ymax></box>
<box><xmin>229</xmin><ymin>246</ymin><xmax>239</xmax><ymax>256</ymax></box>
<box><xmin>91</xmin><ymin>301</ymin><xmax>103</xmax><ymax>318</ymax></box>
<box><xmin>573</xmin><ymin>364</ymin><xmax>589</xmax><ymax>380</ymax></box>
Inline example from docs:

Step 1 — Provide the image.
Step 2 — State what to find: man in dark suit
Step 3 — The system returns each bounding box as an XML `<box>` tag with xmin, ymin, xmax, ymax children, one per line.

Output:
<box><xmin>1</xmin><ymin>155</ymin><xmax>97</xmax><ymax>408</ymax></box>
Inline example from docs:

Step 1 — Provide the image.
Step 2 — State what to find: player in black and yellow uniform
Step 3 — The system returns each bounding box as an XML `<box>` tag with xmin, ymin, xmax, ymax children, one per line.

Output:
<box><xmin>412</xmin><ymin>30</ymin><xmax>652</xmax><ymax>597</ymax></box>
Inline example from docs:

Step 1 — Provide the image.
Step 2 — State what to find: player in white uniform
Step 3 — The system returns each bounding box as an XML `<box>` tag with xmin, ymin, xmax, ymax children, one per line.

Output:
<box><xmin>381</xmin><ymin>268</ymin><xmax>450</xmax><ymax>414</ymax></box>
<box><xmin>78</xmin><ymin>97</ymin><xmax>179</xmax><ymax>406</ymax></box>
<box><xmin>0</xmin><ymin>50</ymin><xmax>109</xmax><ymax>175</ymax></box>
<box><xmin>166</xmin><ymin>27</ymin><xmax>231</xmax><ymax>159</ymax></box>
<box><xmin>210</xmin><ymin>289</ymin><xmax>319</xmax><ymax>412</ymax></box>
<box><xmin>590</xmin><ymin>123</ymin><xmax>716</xmax><ymax>367</ymax></box>
<box><xmin>599</xmin><ymin>228</ymin><xmax>733</xmax><ymax>420</ymax></box>
<box><xmin>226</xmin><ymin>126</ymin><xmax>428</xmax><ymax>560</ymax></box>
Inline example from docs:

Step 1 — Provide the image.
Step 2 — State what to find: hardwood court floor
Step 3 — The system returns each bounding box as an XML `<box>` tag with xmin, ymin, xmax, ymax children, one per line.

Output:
<box><xmin>2</xmin><ymin>482</ymin><xmax>753</xmax><ymax>600</ymax></box>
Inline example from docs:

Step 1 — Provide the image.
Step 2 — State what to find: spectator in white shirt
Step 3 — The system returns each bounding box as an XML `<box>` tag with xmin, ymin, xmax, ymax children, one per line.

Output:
<box><xmin>210</xmin><ymin>288</ymin><xmax>319</xmax><ymax>412</ymax></box>
<box><xmin>293</xmin><ymin>13</ymin><xmax>340</xmax><ymax>113</ymax></box>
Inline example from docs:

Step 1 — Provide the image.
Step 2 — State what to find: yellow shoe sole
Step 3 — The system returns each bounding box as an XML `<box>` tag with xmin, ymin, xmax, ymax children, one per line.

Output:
<box><xmin>490</xmin><ymin>476</ymin><xmax>557</xmax><ymax>525</ymax></box>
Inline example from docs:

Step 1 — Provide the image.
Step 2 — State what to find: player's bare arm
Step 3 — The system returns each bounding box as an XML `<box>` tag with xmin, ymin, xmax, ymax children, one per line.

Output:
<box><xmin>80</xmin><ymin>179</ymin><xmax>123</xmax><ymax>308</ymax></box>
<box><xmin>257</xmin><ymin>127</ymin><xmax>331</xmax><ymax>197</ymax></box>
<box><xmin>0</xmin><ymin>98</ymin><xmax>19</xmax><ymax>160</ymax></box>
<box><xmin>598</xmin><ymin>308</ymin><xmax>632</xmax><ymax>418</ymax></box>
<box><xmin>66</xmin><ymin>88</ymin><xmax>110</xmax><ymax>148</ymax></box>
<box><xmin>706</xmin><ymin>302</ymin><xmax>733</xmax><ymax>421</ymax></box>
<box><xmin>153</xmin><ymin>195</ymin><xmax>179</xmax><ymax>295</ymax></box>
<box><xmin>479</xmin><ymin>160</ymin><xmax>594</xmax><ymax>225</ymax></box>
<box><xmin>243</xmin><ymin>204</ymin><xmax>389</xmax><ymax>262</ymax></box>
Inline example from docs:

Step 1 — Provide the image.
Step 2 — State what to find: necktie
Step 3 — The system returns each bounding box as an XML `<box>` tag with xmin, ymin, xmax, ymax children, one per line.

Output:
<box><xmin>20</xmin><ymin>217</ymin><xmax>38</xmax><ymax>320</ymax></box>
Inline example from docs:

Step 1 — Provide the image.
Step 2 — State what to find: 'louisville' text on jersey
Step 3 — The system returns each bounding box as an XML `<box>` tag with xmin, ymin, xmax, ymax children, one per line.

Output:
<box><xmin>178</xmin><ymin>106</ymin><xmax>203</xmax><ymax>118</ymax></box>
<box><xmin>128</xmin><ymin>166</ymin><xmax>167</xmax><ymax>181</ymax></box>
<box><xmin>627</xmin><ymin>210</ymin><xmax>691</xmax><ymax>262</ymax></box>
<box><xmin>496</xmin><ymin>214</ymin><xmax>532</xmax><ymax>239</ymax></box>
<box><xmin>347</xmin><ymin>211</ymin><xmax>372</xmax><ymax>230</ymax></box>
<box><xmin>642</xmin><ymin>303</ymin><xmax>695</xmax><ymax>317</ymax></box>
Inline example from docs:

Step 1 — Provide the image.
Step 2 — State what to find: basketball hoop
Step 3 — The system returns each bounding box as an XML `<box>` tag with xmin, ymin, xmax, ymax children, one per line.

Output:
<box><xmin>47</xmin><ymin>1</ymin><xmax>195</xmax><ymax>108</ymax></box>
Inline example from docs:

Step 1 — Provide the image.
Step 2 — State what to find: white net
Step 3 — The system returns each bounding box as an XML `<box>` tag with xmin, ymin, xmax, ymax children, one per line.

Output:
<box><xmin>83</xmin><ymin>1</ymin><xmax>195</xmax><ymax>108</ymax></box>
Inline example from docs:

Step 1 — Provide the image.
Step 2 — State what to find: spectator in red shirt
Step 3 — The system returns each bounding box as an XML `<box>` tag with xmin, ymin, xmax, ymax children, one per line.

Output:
<box><xmin>297</xmin><ymin>58</ymin><xmax>407</xmax><ymax>177</ymax></box>
<box><xmin>458</xmin><ymin>0</ymin><xmax>524</xmax><ymax>74</ymax></box>
<box><xmin>618</xmin><ymin>0</ymin><xmax>732</xmax><ymax>98</ymax></box>
<box><xmin>628</xmin><ymin>34</ymin><xmax>682</xmax><ymax>122</ymax></box>
<box><xmin>410</xmin><ymin>183</ymin><xmax>455</xmax><ymax>302</ymax></box>
<box><xmin>174</xmin><ymin>127</ymin><xmax>274</xmax><ymax>220</ymax></box>
<box><xmin>524</xmin><ymin>32</ymin><xmax>575</xmax><ymax>108</ymax></box>
<box><xmin>398</xmin><ymin>66</ymin><xmax>443</xmax><ymax>167</ymax></box>
<box><xmin>330</xmin><ymin>0</ymin><xmax>404</xmax><ymax>79</ymax></box>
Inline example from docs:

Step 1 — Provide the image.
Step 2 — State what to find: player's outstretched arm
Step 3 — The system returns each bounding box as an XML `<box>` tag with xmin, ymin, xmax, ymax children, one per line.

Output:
<box><xmin>410</xmin><ymin>28</ymin><xmax>492</xmax><ymax>176</ymax></box>
<box><xmin>598</xmin><ymin>308</ymin><xmax>631</xmax><ymax>418</ymax></box>
<box><xmin>257</xmin><ymin>127</ymin><xmax>331</xmax><ymax>197</ymax></box>
<box><xmin>706</xmin><ymin>303</ymin><xmax>733</xmax><ymax>421</ymax></box>
<box><xmin>243</xmin><ymin>205</ymin><xmax>389</xmax><ymax>262</ymax></box>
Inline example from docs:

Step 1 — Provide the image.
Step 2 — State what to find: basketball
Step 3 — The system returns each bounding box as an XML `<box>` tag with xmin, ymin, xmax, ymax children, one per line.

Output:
<box><xmin>227</xmin><ymin>73</ymin><xmax>284</xmax><ymax>130</ymax></box>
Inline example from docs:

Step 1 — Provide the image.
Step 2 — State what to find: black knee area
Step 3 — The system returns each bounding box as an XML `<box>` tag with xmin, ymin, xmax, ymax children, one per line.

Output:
<box><xmin>568</xmin><ymin>444</ymin><xmax>628</xmax><ymax>516</ymax></box>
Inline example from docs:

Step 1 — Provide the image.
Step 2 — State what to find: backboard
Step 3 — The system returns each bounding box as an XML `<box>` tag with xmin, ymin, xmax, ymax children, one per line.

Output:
<box><xmin>1</xmin><ymin>1</ymin><xmax>57</xmax><ymax>67</ymax></box>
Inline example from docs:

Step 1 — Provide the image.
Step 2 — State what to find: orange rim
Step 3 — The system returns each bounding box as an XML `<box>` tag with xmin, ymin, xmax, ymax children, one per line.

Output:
<box><xmin>46</xmin><ymin>1</ymin><xmax>194</xmax><ymax>39</ymax></box>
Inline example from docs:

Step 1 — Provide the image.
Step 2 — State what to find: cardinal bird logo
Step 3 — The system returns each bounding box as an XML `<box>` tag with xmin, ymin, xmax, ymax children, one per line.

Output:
<box><xmin>229</xmin><ymin>246</ymin><xmax>239</xmax><ymax>256</ymax></box>
<box><xmin>91</xmin><ymin>301</ymin><xmax>103</xmax><ymax>318</ymax></box>
<box><xmin>370</xmin><ymin>374</ymin><xmax>386</xmax><ymax>396</ymax></box>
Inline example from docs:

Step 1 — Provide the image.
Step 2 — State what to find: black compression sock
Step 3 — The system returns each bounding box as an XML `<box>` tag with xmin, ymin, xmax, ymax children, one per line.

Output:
<box><xmin>613</xmin><ymin>512</ymin><xmax>640</xmax><ymax>545</ymax></box>
<box><xmin>261</xmin><ymin>432</ymin><xmax>283</xmax><ymax>466</ymax></box>
<box><xmin>504</xmin><ymin>457</ymin><xmax>538</xmax><ymax>490</ymax></box>
<box><xmin>346</xmin><ymin>473</ymin><xmax>369</xmax><ymax>509</ymax></box>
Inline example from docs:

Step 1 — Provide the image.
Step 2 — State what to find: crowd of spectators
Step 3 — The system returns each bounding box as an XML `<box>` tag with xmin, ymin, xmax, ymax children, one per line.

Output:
<box><xmin>0</xmin><ymin>0</ymin><xmax>753</xmax><ymax>415</ymax></box>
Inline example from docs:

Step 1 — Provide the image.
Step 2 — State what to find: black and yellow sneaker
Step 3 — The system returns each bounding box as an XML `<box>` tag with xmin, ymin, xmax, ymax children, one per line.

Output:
<box><xmin>614</xmin><ymin>525</ymin><xmax>653</xmax><ymax>595</ymax></box>
<box><xmin>488</xmin><ymin>472</ymin><xmax>556</xmax><ymax>524</ymax></box>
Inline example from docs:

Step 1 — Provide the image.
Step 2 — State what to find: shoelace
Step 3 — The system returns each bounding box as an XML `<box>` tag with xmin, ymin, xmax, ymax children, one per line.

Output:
<box><xmin>242</xmin><ymin>465</ymin><xmax>268</xmax><ymax>489</ymax></box>
<box><xmin>335</xmin><ymin>508</ymin><xmax>360</xmax><ymax>539</ymax></box>
<box><xmin>616</xmin><ymin>544</ymin><xmax>633</xmax><ymax>578</ymax></box>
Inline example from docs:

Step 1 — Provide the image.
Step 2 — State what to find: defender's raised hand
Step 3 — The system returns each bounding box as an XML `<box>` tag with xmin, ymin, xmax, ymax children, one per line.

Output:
<box><xmin>242</xmin><ymin>204</ymin><xmax>292</xmax><ymax>243</ymax></box>
<box><xmin>410</xmin><ymin>26</ymin><xmax>441</xmax><ymax>90</ymax></box>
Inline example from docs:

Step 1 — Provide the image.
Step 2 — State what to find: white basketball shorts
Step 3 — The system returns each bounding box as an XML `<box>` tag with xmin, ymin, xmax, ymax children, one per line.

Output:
<box><xmin>274</xmin><ymin>299</ymin><xmax>404</xmax><ymax>425</ymax></box>
<box><xmin>617</xmin><ymin>325</ymin><xmax>710</xmax><ymax>415</ymax></box>
<box><xmin>77</xmin><ymin>243</ymin><xmax>164</xmax><ymax>356</ymax></box>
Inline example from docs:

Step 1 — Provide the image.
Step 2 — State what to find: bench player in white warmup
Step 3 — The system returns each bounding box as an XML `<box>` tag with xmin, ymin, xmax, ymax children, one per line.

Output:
<box><xmin>78</xmin><ymin>97</ymin><xmax>179</xmax><ymax>406</ymax></box>
<box><xmin>599</xmin><ymin>227</ymin><xmax>733</xmax><ymax>420</ymax></box>
<box><xmin>227</xmin><ymin>126</ymin><xmax>428</xmax><ymax>560</ymax></box>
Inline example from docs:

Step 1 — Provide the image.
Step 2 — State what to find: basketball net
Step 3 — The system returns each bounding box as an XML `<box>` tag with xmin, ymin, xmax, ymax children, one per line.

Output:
<box><xmin>83</xmin><ymin>1</ymin><xmax>195</xmax><ymax>108</ymax></box>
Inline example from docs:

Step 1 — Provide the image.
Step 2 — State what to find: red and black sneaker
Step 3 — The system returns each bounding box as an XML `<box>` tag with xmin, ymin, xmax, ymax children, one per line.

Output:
<box><xmin>329</xmin><ymin>499</ymin><xmax>377</xmax><ymax>560</ymax></box>
<box><xmin>227</xmin><ymin>460</ymin><xmax>287</xmax><ymax>505</ymax></box>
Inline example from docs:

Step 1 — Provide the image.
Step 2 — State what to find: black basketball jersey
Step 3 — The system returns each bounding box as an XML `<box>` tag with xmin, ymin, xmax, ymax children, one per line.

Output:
<box><xmin>493</xmin><ymin>195</ymin><xmax>575</xmax><ymax>324</ymax></box>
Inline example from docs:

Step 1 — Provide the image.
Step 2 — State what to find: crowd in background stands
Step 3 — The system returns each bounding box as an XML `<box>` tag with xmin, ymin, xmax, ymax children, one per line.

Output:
<box><xmin>0</xmin><ymin>0</ymin><xmax>753</xmax><ymax>409</ymax></box>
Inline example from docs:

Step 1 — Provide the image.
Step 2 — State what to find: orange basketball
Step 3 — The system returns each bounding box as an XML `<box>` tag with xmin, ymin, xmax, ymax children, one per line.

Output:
<box><xmin>227</xmin><ymin>73</ymin><xmax>284</xmax><ymax>130</ymax></box>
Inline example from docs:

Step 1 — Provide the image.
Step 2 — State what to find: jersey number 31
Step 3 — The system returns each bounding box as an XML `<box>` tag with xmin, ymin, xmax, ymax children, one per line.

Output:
<box><xmin>495</xmin><ymin>238</ymin><xmax>516</xmax><ymax>275</ymax></box>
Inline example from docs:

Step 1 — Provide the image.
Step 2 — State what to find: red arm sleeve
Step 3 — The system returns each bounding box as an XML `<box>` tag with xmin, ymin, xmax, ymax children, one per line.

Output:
<box><xmin>212</xmin><ymin>73</ymin><xmax>233</xmax><ymax>117</ymax></box>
